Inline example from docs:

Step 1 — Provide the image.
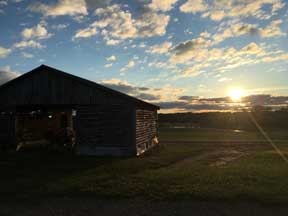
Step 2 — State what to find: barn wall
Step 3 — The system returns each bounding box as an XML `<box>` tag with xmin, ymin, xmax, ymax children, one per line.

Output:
<box><xmin>76</xmin><ymin>105</ymin><xmax>136</xmax><ymax>156</ymax></box>
<box><xmin>136</xmin><ymin>109</ymin><xmax>159</xmax><ymax>155</ymax></box>
<box><xmin>0</xmin><ymin>66</ymin><xmax>159</xmax><ymax>156</ymax></box>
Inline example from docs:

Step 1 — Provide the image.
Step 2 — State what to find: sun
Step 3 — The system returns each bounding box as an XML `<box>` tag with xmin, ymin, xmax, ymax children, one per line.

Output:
<box><xmin>228</xmin><ymin>88</ymin><xmax>245</xmax><ymax>102</ymax></box>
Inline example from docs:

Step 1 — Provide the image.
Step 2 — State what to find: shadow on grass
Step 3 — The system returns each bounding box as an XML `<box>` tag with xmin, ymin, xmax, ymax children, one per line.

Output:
<box><xmin>0</xmin><ymin>149</ymin><xmax>124</xmax><ymax>200</ymax></box>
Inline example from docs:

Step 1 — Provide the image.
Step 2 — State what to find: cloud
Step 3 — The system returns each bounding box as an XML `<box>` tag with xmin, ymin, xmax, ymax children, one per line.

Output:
<box><xmin>135</xmin><ymin>11</ymin><xmax>170</xmax><ymax>37</ymax></box>
<box><xmin>0</xmin><ymin>0</ymin><xmax>23</xmax><ymax>5</ymax></box>
<box><xmin>178</xmin><ymin>96</ymin><xmax>199</xmax><ymax>101</ymax></box>
<box><xmin>0</xmin><ymin>46</ymin><xmax>11</xmax><ymax>58</ymax></box>
<box><xmin>99</xmin><ymin>79</ymin><xmax>282</xmax><ymax>112</ymax></box>
<box><xmin>29</xmin><ymin>0</ymin><xmax>87</xmax><ymax>17</ymax></box>
<box><xmin>181</xmin><ymin>66</ymin><xmax>204</xmax><ymax>77</ymax></box>
<box><xmin>85</xmin><ymin>0</ymin><xmax>111</xmax><ymax>9</ymax></box>
<box><xmin>170</xmin><ymin>40</ymin><xmax>288</xmax><ymax>78</ymax></box>
<box><xmin>51</xmin><ymin>23</ymin><xmax>69</xmax><ymax>30</ymax></box>
<box><xmin>175</xmin><ymin>41</ymin><xmax>259</xmax><ymax>64</ymax></box>
<box><xmin>198</xmin><ymin>97</ymin><xmax>230</xmax><ymax>103</ymax></box>
<box><xmin>147</xmin><ymin>60</ymin><xmax>177</xmax><ymax>70</ymax></box>
<box><xmin>73</xmin><ymin>3</ymin><xmax>170</xmax><ymax>44</ymax></box>
<box><xmin>101</xmin><ymin>79</ymin><xmax>160</xmax><ymax>101</ymax></box>
<box><xmin>212</xmin><ymin>20</ymin><xmax>285</xmax><ymax>45</ymax></box>
<box><xmin>94</xmin><ymin>80</ymin><xmax>287</xmax><ymax>112</ymax></box>
<box><xmin>243</xmin><ymin>94</ymin><xmax>288</xmax><ymax>106</ymax></box>
<box><xmin>21</xmin><ymin>24</ymin><xmax>51</xmax><ymax>40</ymax></box>
<box><xmin>104</xmin><ymin>38</ymin><xmax>121</xmax><ymax>46</ymax></box>
<box><xmin>0</xmin><ymin>1</ymin><xmax>7</xmax><ymax>6</ymax></box>
<box><xmin>100</xmin><ymin>79</ymin><xmax>182</xmax><ymax>102</ymax></box>
<box><xmin>214</xmin><ymin>24</ymin><xmax>258</xmax><ymax>44</ymax></box>
<box><xmin>92</xmin><ymin>5</ymin><xmax>137</xmax><ymax>40</ymax></box>
<box><xmin>147</xmin><ymin>42</ymin><xmax>172</xmax><ymax>54</ymax></box>
<box><xmin>259</xmin><ymin>19</ymin><xmax>285</xmax><ymax>38</ymax></box>
<box><xmin>170</xmin><ymin>36</ymin><xmax>212</xmax><ymax>63</ymax></box>
<box><xmin>104</xmin><ymin>63</ymin><xmax>113</xmax><ymax>68</ymax></box>
<box><xmin>218</xmin><ymin>77</ymin><xmax>232</xmax><ymax>82</ymax></box>
<box><xmin>106</xmin><ymin>55</ymin><xmax>117</xmax><ymax>61</ymax></box>
<box><xmin>179</xmin><ymin>0</ymin><xmax>207</xmax><ymax>13</ymax></box>
<box><xmin>155</xmin><ymin>94</ymin><xmax>288</xmax><ymax>112</ymax></box>
<box><xmin>240</xmin><ymin>42</ymin><xmax>265</xmax><ymax>55</ymax></box>
<box><xmin>21</xmin><ymin>52</ymin><xmax>34</xmax><ymax>58</ymax></box>
<box><xmin>127</xmin><ymin>60</ymin><xmax>135</xmax><ymax>68</ymax></box>
<box><xmin>136</xmin><ymin>93</ymin><xmax>160</xmax><ymax>101</ymax></box>
<box><xmin>261</xmin><ymin>53</ymin><xmax>288</xmax><ymax>62</ymax></box>
<box><xmin>172</xmin><ymin>37</ymin><xmax>211</xmax><ymax>55</ymax></box>
<box><xmin>73</xmin><ymin>4</ymin><xmax>136</xmax><ymax>41</ymax></box>
<box><xmin>74</xmin><ymin>26</ymin><xmax>97</xmax><ymax>39</ymax></box>
<box><xmin>101</xmin><ymin>78</ymin><xmax>148</xmax><ymax>95</ymax></box>
<box><xmin>180</xmin><ymin>0</ymin><xmax>285</xmax><ymax>21</ymax></box>
<box><xmin>120</xmin><ymin>60</ymin><xmax>135</xmax><ymax>72</ymax></box>
<box><xmin>13</xmin><ymin>40</ymin><xmax>44</xmax><ymax>49</ymax></box>
<box><xmin>148</xmin><ymin>0</ymin><xmax>178</xmax><ymax>12</ymax></box>
<box><xmin>209</xmin><ymin>10</ymin><xmax>226</xmax><ymax>21</ymax></box>
<box><xmin>0</xmin><ymin>65</ymin><xmax>20</xmax><ymax>85</ymax></box>
<box><xmin>1</xmin><ymin>22</ymin><xmax>50</xmax><ymax>56</ymax></box>
<box><xmin>156</xmin><ymin>101</ymin><xmax>230</xmax><ymax>111</ymax></box>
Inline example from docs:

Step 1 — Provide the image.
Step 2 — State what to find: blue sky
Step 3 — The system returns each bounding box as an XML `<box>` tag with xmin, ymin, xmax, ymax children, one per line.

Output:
<box><xmin>0</xmin><ymin>0</ymin><xmax>288</xmax><ymax>112</ymax></box>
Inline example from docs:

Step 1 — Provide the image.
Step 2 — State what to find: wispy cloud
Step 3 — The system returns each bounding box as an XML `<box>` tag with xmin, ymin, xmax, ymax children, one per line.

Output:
<box><xmin>180</xmin><ymin>0</ymin><xmax>285</xmax><ymax>21</ymax></box>
<box><xmin>146</xmin><ymin>42</ymin><xmax>172</xmax><ymax>54</ymax></box>
<box><xmin>13</xmin><ymin>40</ymin><xmax>44</xmax><ymax>49</ymax></box>
<box><xmin>29</xmin><ymin>0</ymin><xmax>87</xmax><ymax>17</ymax></box>
<box><xmin>0</xmin><ymin>65</ymin><xmax>20</xmax><ymax>85</ymax></box>
<box><xmin>0</xmin><ymin>46</ymin><xmax>11</xmax><ymax>58</ymax></box>
<box><xmin>120</xmin><ymin>60</ymin><xmax>136</xmax><ymax>72</ymax></box>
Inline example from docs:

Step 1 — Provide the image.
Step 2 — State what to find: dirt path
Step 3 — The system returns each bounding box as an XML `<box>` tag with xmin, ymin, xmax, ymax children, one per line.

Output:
<box><xmin>166</xmin><ymin>140</ymin><xmax>272</xmax><ymax>168</ymax></box>
<box><xmin>1</xmin><ymin>198</ymin><xmax>288</xmax><ymax>216</ymax></box>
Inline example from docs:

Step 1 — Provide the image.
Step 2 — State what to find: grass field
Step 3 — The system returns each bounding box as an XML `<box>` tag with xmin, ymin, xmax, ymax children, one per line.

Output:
<box><xmin>1</xmin><ymin>128</ymin><xmax>288</xmax><ymax>203</ymax></box>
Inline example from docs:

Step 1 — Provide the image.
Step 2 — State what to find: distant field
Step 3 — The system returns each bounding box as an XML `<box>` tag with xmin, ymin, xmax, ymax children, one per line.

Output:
<box><xmin>159</xmin><ymin>127</ymin><xmax>288</xmax><ymax>141</ymax></box>
<box><xmin>1</xmin><ymin>127</ymin><xmax>288</xmax><ymax>204</ymax></box>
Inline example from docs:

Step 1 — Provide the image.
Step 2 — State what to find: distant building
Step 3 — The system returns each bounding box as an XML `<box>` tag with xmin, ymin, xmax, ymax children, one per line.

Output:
<box><xmin>0</xmin><ymin>65</ymin><xmax>159</xmax><ymax>156</ymax></box>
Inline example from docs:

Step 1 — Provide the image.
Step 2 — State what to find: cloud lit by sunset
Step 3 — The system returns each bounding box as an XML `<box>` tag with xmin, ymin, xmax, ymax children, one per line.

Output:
<box><xmin>0</xmin><ymin>0</ymin><xmax>287</xmax><ymax>112</ymax></box>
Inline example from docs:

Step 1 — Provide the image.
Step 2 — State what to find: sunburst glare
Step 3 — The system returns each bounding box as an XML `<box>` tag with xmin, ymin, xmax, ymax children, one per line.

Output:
<box><xmin>228</xmin><ymin>88</ymin><xmax>245</xmax><ymax>102</ymax></box>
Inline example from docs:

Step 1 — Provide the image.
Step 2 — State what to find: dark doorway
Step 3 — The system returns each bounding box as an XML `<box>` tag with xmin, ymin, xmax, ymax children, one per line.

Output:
<box><xmin>15</xmin><ymin>108</ymin><xmax>75</xmax><ymax>152</ymax></box>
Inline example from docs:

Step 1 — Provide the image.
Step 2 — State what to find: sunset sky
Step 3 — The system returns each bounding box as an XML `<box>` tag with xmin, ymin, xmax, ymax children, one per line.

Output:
<box><xmin>0</xmin><ymin>0</ymin><xmax>287</xmax><ymax>112</ymax></box>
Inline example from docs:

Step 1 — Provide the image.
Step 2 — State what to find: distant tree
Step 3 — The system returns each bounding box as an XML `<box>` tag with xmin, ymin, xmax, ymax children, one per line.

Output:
<box><xmin>251</xmin><ymin>105</ymin><xmax>272</xmax><ymax>113</ymax></box>
<box><xmin>279</xmin><ymin>107</ymin><xmax>288</xmax><ymax>112</ymax></box>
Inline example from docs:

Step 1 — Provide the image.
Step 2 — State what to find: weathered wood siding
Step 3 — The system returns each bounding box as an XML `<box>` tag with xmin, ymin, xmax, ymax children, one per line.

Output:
<box><xmin>0</xmin><ymin>69</ymin><xmax>129</xmax><ymax>106</ymax></box>
<box><xmin>76</xmin><ymin>105</ymin><xmax>136</xmax><ymax>156</ymax></box>
<box><xmin>0</xmin><ymin>66</ymin><xmax>159</xmax><ymax>112</ymax></box>
<box><xmin>136</xmin><ymin>109</ymin><xmax>159</xmax><ymax>155</ymax></box>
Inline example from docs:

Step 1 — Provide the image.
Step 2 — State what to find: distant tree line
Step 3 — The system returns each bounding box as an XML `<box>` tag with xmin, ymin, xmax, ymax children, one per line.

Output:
<box><xmin>159</xmin><ymin>107</ymin><xmax>288</xmax><ymax>131</ymax></box>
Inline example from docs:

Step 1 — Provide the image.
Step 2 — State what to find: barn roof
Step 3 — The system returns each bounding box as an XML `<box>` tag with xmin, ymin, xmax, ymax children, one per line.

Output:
<box><xmin>0</xmin><ymin>65</ymin><xmax>159</xmax><ymax>110</ymax></box>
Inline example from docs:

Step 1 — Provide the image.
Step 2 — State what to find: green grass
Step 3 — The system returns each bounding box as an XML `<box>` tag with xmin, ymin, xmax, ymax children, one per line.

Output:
<box><xmin>1</xmin><ymin>128</ymin><xmax>288</xmax><ymax>203</ymax></box>
<box><xmin>159</xmin><ymin>127</ymin><xmax>288</xmax><ymax>141</ymax></box>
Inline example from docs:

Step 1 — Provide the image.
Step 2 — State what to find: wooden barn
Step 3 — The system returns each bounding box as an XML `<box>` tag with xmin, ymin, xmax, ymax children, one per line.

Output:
<box><xmin>0</xmin><ymin>65</ymin><xmax>159</xmax><ymax>156</ymax></box>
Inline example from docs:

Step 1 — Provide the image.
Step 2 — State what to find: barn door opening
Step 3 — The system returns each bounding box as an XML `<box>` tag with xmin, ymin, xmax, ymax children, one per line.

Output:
<box><xmin>0</xmin><ymin>113</ymin><xmax>15</xmax><ymax>151</ymax></box>
<box><xmin>15</xmin><ymin>107</ymin><xmax>76</xmax><ymax>152</ymax></box>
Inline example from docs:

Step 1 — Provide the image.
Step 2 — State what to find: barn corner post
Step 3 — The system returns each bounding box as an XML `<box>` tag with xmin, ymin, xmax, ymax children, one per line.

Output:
<box><xmin>156</xmin><ymin>108</ymin><xmax>159</xmax><ymax>140</ymax></box>
<box><xmin>131</xmin><ymin>107</ymin><xmax>137</xmax><ymax>156</ymax></box>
